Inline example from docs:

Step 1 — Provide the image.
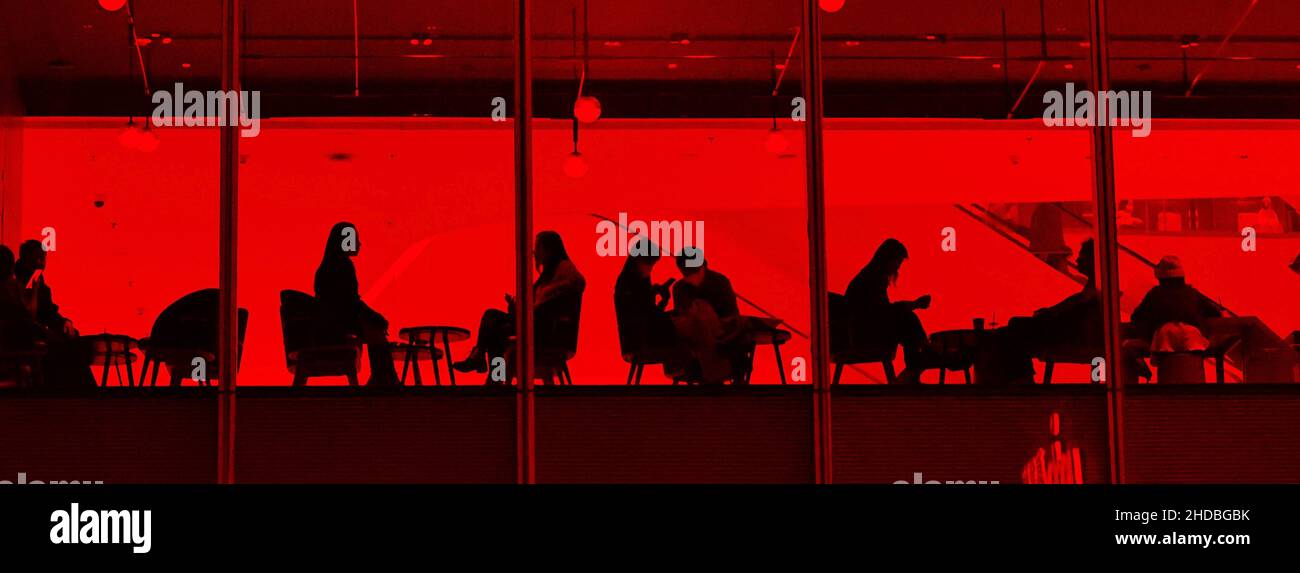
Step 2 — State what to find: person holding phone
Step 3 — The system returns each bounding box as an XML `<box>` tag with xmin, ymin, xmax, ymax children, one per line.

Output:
<box><xmin>613</xmin><ymin>238</ymin><xmax>679</xmax><ymax>372</ymax></box>
<box><xmin>454</xmin><ymin>231</ymin><xmax>586</xmax><ymax>374</ymax></box>
<box><xmin>844</xmin><ymin>238</ymin><xmax>934</xmax><ymax>384</ymax></box>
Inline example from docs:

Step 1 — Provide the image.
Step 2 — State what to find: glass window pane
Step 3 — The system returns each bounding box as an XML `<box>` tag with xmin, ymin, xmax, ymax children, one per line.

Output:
<box><xmin>1</xmin><ymin>0</ymin><xmax>222</xmax><ymax>482</ymax></box>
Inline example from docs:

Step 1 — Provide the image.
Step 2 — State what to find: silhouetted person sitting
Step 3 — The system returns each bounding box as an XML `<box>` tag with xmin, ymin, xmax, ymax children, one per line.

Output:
<box><xmin>669</xmin><ymin>248</ymin><xmax>751</xmax><ymax>384</ymax></box>
<box><xmin>1131</xmin><ymin>255</ymin><xmax>1222</xmax><ymax>354</ymax></box>
<box><xmin>980</xmin><ymin>239</ymin><xmax>1103</xmax><ymax>384</ymax></box>
<box><xmin>0</xmin><ymin>245</ymin><xmax>40</xmax><ymax>350</ymax></box>
<box><xmin>454</xmin><ymin>231</ymin><xmax>586</xmax><ymax>374</ymax></box>
<box><xmin>314</xmin><ymin>222</ymin><xmax>400</xmax><ymax>386</ymax></box>
<box><xmin>12</xmin><ymin>239</ymin><xmax>94</xmax><ymax>388</ymax></box>
<box><xmin>844</xmin><ymin>238</ymin><xmax>933</xmax><ymax>384</ymax></box>
<box><xmin>613</xmin><ymin>239</ymin><xmax>678</xmax><ymax>365</ymax></box>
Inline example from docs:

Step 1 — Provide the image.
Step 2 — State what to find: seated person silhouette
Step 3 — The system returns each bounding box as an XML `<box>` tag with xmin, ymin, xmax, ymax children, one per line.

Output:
<box><xmin>0</xmin><ymin>246</ymin><xmax>41</xmax><ymax>351</ymax></box>
<box><xmin>1131</xmin><ymin>256</ymin><xmax>1222</xmax><ymax>357</ymax></box>
<box><xmin>11</xmin><ymin>239</ymin><xmax>94</xmax><ymax>388</ymax></box>
<box><xmin>844</xmin><ymin>238</ymin><xmax>933</xmax><ymax>384</ymax></box>
<box><xmin>979</xmin><ymin>239</ymin><xmax>1104</xmax><ymax>384</ymax></box>
<box><xmin>314</xmin><ymin>222</ymin><xmax>400</xmax><ymax>386</ymax></box>
<box><xmin>614</xmin><ymin>238</ymin><xmax>681</xmax><ymax>372</ymax></box>
<box><xmin>454</xmin><ymin>231</ymin><xmax>586</xmax><ymax>375</ymax></box>
<box><xmin>668</xmin><ymin>247</ymin><xmax>752</xmax><ymax>384</ymax></box>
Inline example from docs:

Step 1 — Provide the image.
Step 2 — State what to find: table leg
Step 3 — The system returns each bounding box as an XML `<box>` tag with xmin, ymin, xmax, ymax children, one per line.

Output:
<box><xmin>443</xmin><ymin>332</ymin><xmax>456</xmax><ymax>386</ymax></box>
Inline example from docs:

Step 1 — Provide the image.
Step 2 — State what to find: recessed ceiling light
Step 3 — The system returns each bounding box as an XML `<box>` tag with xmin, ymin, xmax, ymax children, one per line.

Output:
<box><xmin>666</xmin><ymin>63</ymin><xmax>678</xmax><ymax>70</ymax></box>
<box><xmin>843</xmin><ymin>40</ymin><xmax>861</xmax><ymax>47</ymax></box>
<box><xmin>181</xmin><ymin>62</ymin><xmax>191</xmax><ymax>69</ymax></box>
<box><xmin>603</xmin><ymin>40</ymin><xmax>622</xmax><ymax>48</ymax></box>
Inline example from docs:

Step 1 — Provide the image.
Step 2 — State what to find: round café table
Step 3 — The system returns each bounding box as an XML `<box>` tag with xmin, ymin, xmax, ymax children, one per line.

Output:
<box><xmin>928</xmin><ymin>329</ymin><xmax>980</xmax><ymax>384</ymax></box>
<box><xmin>398</xmin><ymin>326</ymin><xmax>471</xmax><ymax>386</ymax></box>
<box><xmin>84</xmin><ymin>333</ymin><xmax>139</xmax><ymax>387</ymax></box>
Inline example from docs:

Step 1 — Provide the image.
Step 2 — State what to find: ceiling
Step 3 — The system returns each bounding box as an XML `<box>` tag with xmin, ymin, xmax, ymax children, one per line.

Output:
<box><xmin>4</xmin><ymin>0</ymin><xmax>1300</xmax><ymax>118</ymax></box>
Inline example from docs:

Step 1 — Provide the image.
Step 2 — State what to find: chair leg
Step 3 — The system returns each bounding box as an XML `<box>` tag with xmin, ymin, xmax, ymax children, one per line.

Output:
<box><xmin>126</xmin><ymin>356</ymin><xmax>135</xmax><ymax>387</ymax></box>
<box><xmin>100</xmin><ymin>357</ymin><xmax>110</xmax><ymax>387</ymax></box>
<box><xmin>773</xmin><ymin>343</ymin><xmax>786</xmax><ymax>385</ymax></box>
<box><xmin>1043</xmin><ymin>361</ymin><xmax>1055</xmax><ymax>385</ymax></box>
<box><xmin>963</xmin><ymin>368</ymin><xmax>972</xmax><ymax>384</ymax></box>
<box><xmin>1215</xmin><ymin>354</ymin><xmax>1225</xmax><ymax>384</ymax></box>
<box><xmin>938</xmin><ymin>367</ymin><xmax>946</xmax><ymax>385</ymax></box>
<box><xmin>346</xmin><ymin>370</ymin><xmax>359</xmax><ymax>387</ymax></box>
<box><xmin>292</xmin><ymin>368</ymin><xmax>307</xmax><ymax>387</ymax></box>
<box><xmin>882</xmin><ymin>360</ymin><xmax>897</xmax><ymax>384</ymax></box>
<box><xmin>635</xmin><ymin>363</ymin><xmax>645</xmax><ymax>385</ymax></box>
<box><xmin>412</xmin><ymin>350</ymin><xmax>424</xmax><ymax>386</ymax></box>
<box><xmin>562</xmin><ymin>362</ymin><xmax>573</xmax><ymax>385</ymax></box>
<box><xmin>626</xmin><ymin>361</ymin><xmax>637</xmax><ymax>385</ymax></box>
<box><xmin>150</xmin><ymin>361</ymin><xmax>160</xmax><ymax>386</ymax></box>
<box><xmin>832</xmin><ymin>362</ymin><xmax>844</xmax><ymax>385</ymax></box>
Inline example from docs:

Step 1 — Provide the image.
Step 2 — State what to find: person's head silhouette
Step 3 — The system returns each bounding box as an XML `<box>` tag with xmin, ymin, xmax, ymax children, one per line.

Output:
<box><xmin>534</xmin><ymin>231</ymin><xmax>572</xmax><ymax>284</ymax></box>
<box><xmin>1075</xmin><ymin>239</ymin><xmax>1096</xmax><ymax>282</ymax></box>
<box><xmin>675</xmin><ymin>247</ymin><xmax>706</xmax><ymax>285</ymax></box>
<box><xmin>1154</xmin><ymin>255</ymin><xmax>1186</xmax><ymax>286</ymax></box>
<box><xmin>17</xmin><ymin>239</ymin><xmax>46</xmax><ymax>270</ymax></box>
<box><xmin>866</xmin><ymin>238</ymin><xmax>908</xmax><ymax>286</ymax></box>
<box><xmin>324</xmin><ymin>222</ymin><xmax>360</xmax><ymax>259</ymax></box>
<box><xmin>535</xmin><ymin>230</ymin><xmax>569</xmax><ymax>268</ymax></box>
<box><xmin>625</xmin><ymin>237</ymin><xmax>659</xmax><ymax>276</ymax></box>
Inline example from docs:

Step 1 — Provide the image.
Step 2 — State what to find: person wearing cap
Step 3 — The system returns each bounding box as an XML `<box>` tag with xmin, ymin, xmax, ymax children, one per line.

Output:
<box><xmin>669</xmin><ymin>247</ymin><xmax>750</xmax><ymax>384</ymax></box>
<box><xmin>1130</xmin><ymin>255</ymin><xmax>1223</xmax><ymax>349</ymax></box>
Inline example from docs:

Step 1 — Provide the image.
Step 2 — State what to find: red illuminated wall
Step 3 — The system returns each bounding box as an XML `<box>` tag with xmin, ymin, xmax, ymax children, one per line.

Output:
<box><xmin>16</xmin><ymin>118</ymin><xmax>1300</xmax><ymax>385</ymax></box>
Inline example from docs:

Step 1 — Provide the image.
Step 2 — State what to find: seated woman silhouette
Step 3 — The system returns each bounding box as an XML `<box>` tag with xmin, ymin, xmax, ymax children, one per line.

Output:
<box><xmin>454</xmin><ymin>231</ymin><xmax>586</xmax><ymax>374</ymax></box>
<box><xmin>613</xmin><ymin>238</ymin><xmax>678</xmax><ymax>363</ymax></box>
<box><xmin>844</xmin><ymin>238</ymin><xmax>933</xmax><ymax>384</ymax></box>
<box><xmin>314</xmin><ymin>222</ymin><xmax>400</xmax><ymax>386</ymax></box>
